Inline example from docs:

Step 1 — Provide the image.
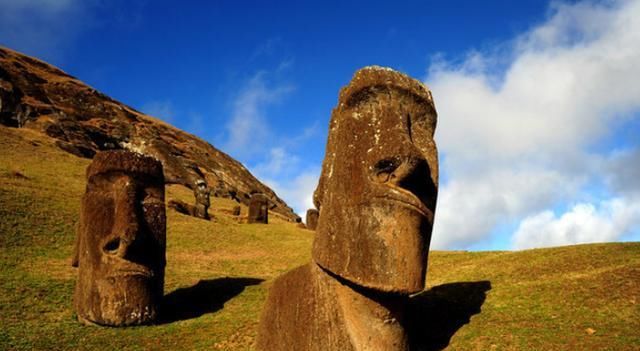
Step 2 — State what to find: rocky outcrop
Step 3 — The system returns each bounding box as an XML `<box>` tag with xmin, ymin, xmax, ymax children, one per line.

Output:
<box><xmin>0</xmin><ymin>46</ymin><xmax>299</xmax><ymax>221</ymax></box>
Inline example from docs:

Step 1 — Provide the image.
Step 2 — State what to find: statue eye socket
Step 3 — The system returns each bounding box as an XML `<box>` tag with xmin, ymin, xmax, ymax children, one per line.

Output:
<box><xmin>373</xmin><ymin>158</ymin><xmax>401</xmax><ymax>183</ymax></box>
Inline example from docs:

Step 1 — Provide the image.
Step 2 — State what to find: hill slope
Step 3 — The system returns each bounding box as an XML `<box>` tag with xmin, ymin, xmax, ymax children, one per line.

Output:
<box><xmin>0</xmin><ymin>46</ymin><xmax>299</xmax><ymax>221</ymax></box>
<box><xmin>1</xmin><ymin>125</ymin><xmax>638</xmax><ymax>350</ymax></box>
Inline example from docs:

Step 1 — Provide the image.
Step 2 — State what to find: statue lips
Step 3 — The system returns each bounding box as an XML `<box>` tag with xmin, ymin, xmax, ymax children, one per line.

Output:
<box><xmin>103</xmin><ymin>256</ymin><xmax>155</xmax><ymax>279</ymax></box>
<box><xmin>370</xmin><ymin>186</ymin><xmax>434</xmax><ymax>222</ymax></box>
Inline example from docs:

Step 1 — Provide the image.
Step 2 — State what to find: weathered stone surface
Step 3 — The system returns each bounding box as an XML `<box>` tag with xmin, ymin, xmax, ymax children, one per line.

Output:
<box><xmin>257</xmin><ymin>263</ymin><xmax>410</xmax><ymax>351</ymax></box>
<box><xmin>305</xmin><ymin>209</ymin><xmax>319</xmax><ymax>231</ymax></box>
<box><xmin>312</xmin><ymin>66</ymin><xmax>438</xmax><ymax>294</ymax></box>
<box><xmin>248</xmin><ymin>193</ymin><xmax>269</xmax><ymax>224</ymax></box>
<box><xmin>73</xmin><ymin>150</ymin><xmax>166</xmax><ymax>326</ymax></box>
<box><xmin>232</xmin><ymin>205</ymin><xmax>241</xmax><ymax>216</ymax></box>
<box><xmin>257</xmin><ymin>264</ymin><xmax>354</xmax><ymax>351</ymax></box>
<box><xmin>0</xmin><ymin>46</ymin><xmax>300</xmax><ymax>222</ymax></box>
<box><xmin>193</xmin><ymin>179</ymin><xmax>210</xmax><ymax>220</ymax></box>
<box><xmin>257</xmin><ymin>66</ymin><xmax>438</xmax><ymax>350</ymax></box>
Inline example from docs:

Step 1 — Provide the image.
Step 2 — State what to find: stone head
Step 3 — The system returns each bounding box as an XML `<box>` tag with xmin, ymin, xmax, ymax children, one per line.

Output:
<box><xmin>312</xmin><ymin>66</ymin><xmax>438</xmax><ymax>294</ymax></box>
<box><xmin>248</xmin><ymin>193</ymin><xmax>269</xmax><ymax>224</ymax></box>
<box><xmin>306</xmin><ymin>208</ymin><xmax>319</xmax><ymax>231</ymax></box>
<box><xmin>74</xmin><ymin>150</ymin><xmax>166</xmax><ymax>326</ymax></box>
<box><xmin>194</xmin><ymin>179</ymin><xmax>210</xmax><ymax>204</ymax></box>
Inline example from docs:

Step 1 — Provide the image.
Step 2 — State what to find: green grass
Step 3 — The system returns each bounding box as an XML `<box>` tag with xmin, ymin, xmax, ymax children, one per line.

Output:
<box><xmin>1</xmin><ymin>125</ymin><xmax>639</xmax><ymax>350</ymax></box>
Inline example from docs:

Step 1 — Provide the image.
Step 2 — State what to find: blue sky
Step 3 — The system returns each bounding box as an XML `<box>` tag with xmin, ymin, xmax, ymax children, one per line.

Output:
<box><xmin>2</xmin><ymin>0</ymin><xmax>639</xmax><ymax>250</ymax></box>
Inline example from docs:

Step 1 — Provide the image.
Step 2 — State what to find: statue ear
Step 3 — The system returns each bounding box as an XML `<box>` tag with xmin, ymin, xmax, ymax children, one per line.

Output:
<box><xmin>312</xmin><ymin>174</ymin><xmax>324</xmax><ymax>212</ymax></box>
<box><xmin>71</xmin><ymin>222</ymin><xmax>80</xmax><ymax>267</ymax></box>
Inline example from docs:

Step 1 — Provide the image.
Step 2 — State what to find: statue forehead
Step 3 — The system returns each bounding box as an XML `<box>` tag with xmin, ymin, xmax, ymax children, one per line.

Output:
<box><xmin>337</xmin><ymin>66</ymin><xmax>435</xmax><ymax>111</ymax></box>
<box><xmin>86</xmin><ymin>151</ymin><xmax>163</xmax><ymax>180</ymax></box>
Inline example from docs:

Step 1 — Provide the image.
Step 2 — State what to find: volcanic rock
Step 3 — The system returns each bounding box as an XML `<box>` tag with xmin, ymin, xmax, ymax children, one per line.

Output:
<box><xmin>0</xmin><ymin>46</ymin><xmax>299</xmax><ymax>222</ymax></box>
<box><xmin>248</xmin><ymin>193</ymin><xmax>269</xmax><ymax>224</ymax></box>
<box><xmin>305</xmin><ymin>209</ymin><xmax>319</xmax><ymax>231</ymax></box>
<box><xmin>257</xmin><ymin>66</ymin><xmax>439</xmax><ymax>350</ymax></box>
<box><xmin>73</xmin><ymin>150</ymin><xmax>166</xmax><ymax>326</ymax></box>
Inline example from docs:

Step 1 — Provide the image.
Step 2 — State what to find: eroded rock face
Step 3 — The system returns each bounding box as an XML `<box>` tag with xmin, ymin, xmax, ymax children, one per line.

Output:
<box><xmin>306</xmin><ymin>209</ymin><xmax>319</xmax><ymax>231</ymax></box>
<box><xmin>312</xmin><ymin>66</ymin><xmax>438</xmax><ymax>294</ymax></box>
<box><xmin>0</xmin><ymin>46</ymin><xmax>301</xmax><ymax>222</ymax></box>
<box><xmin>73</xmin><ymin>150</ymin><xmax>166</xmax><ymax>326</ymax></box>
<box><xmin>248</xmin><ymin>193</ymin><xmax>269</xmax><ymax>224</ymax></box>
<box><xmin>194</xmin><ymin>179</ymin><xmax>211</xmax><ymax>220</ymax></box>
<box><xmin>257</xmin><ymin>66</ymin><xmax>438</xmax><ymax>351</ymax></box>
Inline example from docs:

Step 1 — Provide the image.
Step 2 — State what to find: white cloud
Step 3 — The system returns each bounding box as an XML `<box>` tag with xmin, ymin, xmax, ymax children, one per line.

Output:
<box><xmin>0</xmin><ymin>0</ymin><xmax>97</xmax><ymax>61</ymax></box>
<box><xmin>251</xmin><ymin>145</ymin><xmax>320</xmax><ymax>218</ymax></box>
<box><xmin>512</xmin><ymin>198</ymin><xmax>640</xmax><ymax>249</ymax></box>
<box><xmin>427</xmin><ymin>0</ymin><xmax>640</xmax><ymax>249</ymax></box>
<box><xmin>431</xmin><ymin>167</ymin><xmax>582</xmax><ymax>249</ymax></box>
<box><xmin>223</xmin><ymin>71</ymin><xmax>294</xmax><ymax>158</ymax></box>
<box><xmin>223</xmin><ymin>65</ymin><xmax>321</xmax><ymax>218</ymax></box>
<box><xmin>603</xmin><ymin>148</ymin><xmax>640</xmax><ymax>197</ymax></box>
<box><xmin>259</xmin><ymin>167</ymin><xmax>320</xmax><ymax>219</ymax></box>
<box><xmin>253</xmin><ymin>147</ymin><xmax>300</xmax><ymax>179</ymax></box>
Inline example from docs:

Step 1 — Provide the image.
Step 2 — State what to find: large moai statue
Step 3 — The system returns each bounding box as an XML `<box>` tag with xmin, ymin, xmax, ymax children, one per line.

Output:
<box><xmin>194</xmin><ymin>179</ymin><xmax>211</xmax><ymax>220</ymax></box>
<box><xmin>248</xmin><ymin>193</ymin><xmax>269</xmax><ymax>224</ymax></box>
<box><xmin>257</xmin><ymin>66</ymin><xmax>438</xmax><ymax>351</ymax></box>
<box><xmin>72</xmin><ymin>150</ymin><xmax>167</xmax><ymax>326</ymax></box>
<box><xmin>305</xmin><ymin>208</ymin><xmax>319</xmax><ymax>230</ymax></box>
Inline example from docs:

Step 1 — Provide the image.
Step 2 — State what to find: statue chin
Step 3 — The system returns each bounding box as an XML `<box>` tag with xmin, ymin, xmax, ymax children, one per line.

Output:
<box><xmin>316</xmin><ymin>199</ymin><xmax>430</xmax><ymax>295</ymax></box>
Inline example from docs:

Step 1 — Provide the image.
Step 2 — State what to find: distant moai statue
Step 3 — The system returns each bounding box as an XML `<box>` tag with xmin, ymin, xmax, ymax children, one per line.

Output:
<box><xmin>257</xmin><ymin>67</ymin><xmax>439</xmax><ymax>350</ymax></box>
<box><xmin>72</xmin><ymin>150</ymin><xmax>166</xmax><ymax>326</ymax></box>
<box><xmin>213</xmin><ymin>179</ymin><xmax>227</xmax><ymax>197</ymax></box>
<box><xmin>305</xmin><ymin>209</ymin><xmax>319</xmax><ymax>230</ymax></box>
<box><xmin>194</xmin><ymin>179</ymin><xmax>210</xmax><ymax>220</ymax></box>
<box><xmin>232</xmin><ymin>205</ymin><xmax>241</xmax><ymax>216</ymax></box>
<box><xmin>248</xmin><ymin>193</ymin><xmax>269</xmax><ymax>224</ymax></box>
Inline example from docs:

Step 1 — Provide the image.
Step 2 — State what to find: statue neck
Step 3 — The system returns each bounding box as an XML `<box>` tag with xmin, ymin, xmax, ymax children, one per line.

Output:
<box><xmin>332</xmin><ymin>274</ymin><xmax>410</xmax><ymax>351</ymax></box>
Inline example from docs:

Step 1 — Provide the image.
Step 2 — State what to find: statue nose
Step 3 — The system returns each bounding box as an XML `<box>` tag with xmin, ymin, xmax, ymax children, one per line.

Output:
<box><xmin>372</xmin><ymin>154</ymin><xmax>436</xmax><ymax>207</ymax></box>
<box><xmin>103</xmin><ymin>180</ymin><xmax>140</xmax><ymax>258</ymax></box>
<box><xmin>373</xmin><ymin>156</ymin><xmax>425</xmax><ymax>185</ymax></box>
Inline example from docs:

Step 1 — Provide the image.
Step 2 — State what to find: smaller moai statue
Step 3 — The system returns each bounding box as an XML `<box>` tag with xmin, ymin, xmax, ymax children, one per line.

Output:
<box><xmin>194</xmin><ymin>179</ymin><xmax>210</xmax><ymax>220</ymax></box>
<box><xmin>72</xmin><ymin>150</ymin><xmax>166</xmax><ymax>326</ymax></box>
<box><xmin>248</xmin><ymin>193</ymin><xmax>269</xmax><ymax>224</ymax></box>
<box><xmin>232</xmin><ymin>205</ymin><xmax>241</xmax><ymax>216</ymax></box>
<box><xmin>305</xmin><ymin>209</ymin><xmax>319</xmax><ymax>231</ymax></box>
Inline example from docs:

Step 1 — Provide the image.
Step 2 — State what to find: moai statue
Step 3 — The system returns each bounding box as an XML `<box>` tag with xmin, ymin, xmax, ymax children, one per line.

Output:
<box><xmin>72</xmin><ymin>150</ymin><xmax>166</xmax><ymax>326</ymax></box>
<box><xmin>248</xmin><ymin>193</ymin><xmax>269</xmax><ymax>224</ymax></box>
<box><xmin>257</xmin><ymin>66</ymin><xmax>438</xmax><ymax>351</ymax></box>
<box><xmin>232</xmin><ymin>205</ymin><xmax>241</xmax><ymax>216</ymax></box>
<box><xmin>305</xmin><ymin>209</ymin><xmax>319</xmax><ymax>231</ymax></box>
<box><xmin>194</xmin><ymin>179</ymin><xmax>211</xmax><ymax>220</ymax></box>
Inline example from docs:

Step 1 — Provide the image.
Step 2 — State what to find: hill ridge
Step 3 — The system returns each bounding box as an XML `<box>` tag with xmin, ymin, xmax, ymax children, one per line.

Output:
<box><xmin>0</xmin><ymin>46</ymin><xmax>300</xmax><ymax>221</ymax></box>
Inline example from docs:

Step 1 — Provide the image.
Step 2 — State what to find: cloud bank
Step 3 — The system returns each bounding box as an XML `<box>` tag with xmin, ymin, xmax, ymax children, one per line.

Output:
<box><xmin>427</xmin><ymin>0</ymin><xmax>640</xmax><ymax>249</ymax></box>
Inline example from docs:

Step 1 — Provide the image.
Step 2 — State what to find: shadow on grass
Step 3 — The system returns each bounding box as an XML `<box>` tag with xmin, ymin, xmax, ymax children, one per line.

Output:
<box><xmin>407</xmin><ymin>280</ymin><xmax>492</xmax><ymax>351</ymax></box>
<box><xmin>160</xmin><ymin>277</ymin><xmax>263</xmax><ymax>324</ymax></box>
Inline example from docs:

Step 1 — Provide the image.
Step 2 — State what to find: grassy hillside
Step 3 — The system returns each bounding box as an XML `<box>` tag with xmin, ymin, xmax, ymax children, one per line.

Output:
<box><xmin>1</xmin><ymin>125</ymin><xmax>639</xmax><ymax>350</ymax></box>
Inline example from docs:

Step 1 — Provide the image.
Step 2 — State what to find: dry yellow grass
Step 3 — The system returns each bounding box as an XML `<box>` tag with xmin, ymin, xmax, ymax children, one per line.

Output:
<box><xmin>1</xmin><ymin>125</ymin><xmax>639</xmax><ymax>350</ymax></box>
